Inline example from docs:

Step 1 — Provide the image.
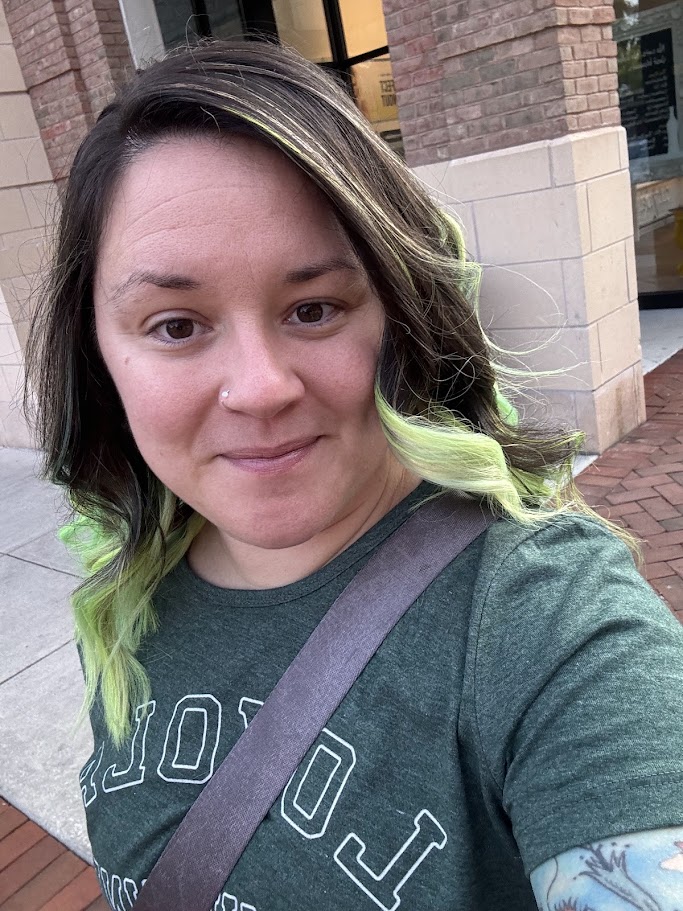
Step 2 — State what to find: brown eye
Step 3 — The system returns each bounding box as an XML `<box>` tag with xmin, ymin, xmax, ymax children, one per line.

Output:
<box><xmin>165</xmin><ymin>319</ymin><xmax>194</xmax><ymax>339</ymax></box>
<box><xmin>295</xmin><ymin>303</ymin><xmax>325</xmax><ymax>323</ymax></box>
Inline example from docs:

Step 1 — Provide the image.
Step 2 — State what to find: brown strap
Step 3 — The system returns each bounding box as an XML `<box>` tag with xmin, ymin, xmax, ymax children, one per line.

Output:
<box><xmin>134</xmin><ymin>494</ymin><xmax>494</xmax><ymax>910</ymax></box>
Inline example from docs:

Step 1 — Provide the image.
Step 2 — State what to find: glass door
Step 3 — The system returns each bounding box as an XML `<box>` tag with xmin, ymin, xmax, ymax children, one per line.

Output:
<box><xmin>154</xmin><ymin>0</ymin><xmax>403</xmax><ymax>154</ymax></box>
<box><xmin>151</xmin><ymin>0</ymin><xmax>401</xmax><ymax>152</ymax></box>
<box><xmin>614</xmin><ymin>0</ymin><xmax>683</xmax><ymax>307</ymax></box>
<box><xmin>338</xmin><ymin>0</ymin><xmax>401</xmax><ymax>151</ymax></box>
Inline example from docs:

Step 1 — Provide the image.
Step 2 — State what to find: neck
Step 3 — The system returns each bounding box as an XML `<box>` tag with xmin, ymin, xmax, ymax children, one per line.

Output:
<box><xmin>188</xmin><ymin>466</ymin><xmax>420</xmax><ymax>590</ymax></box>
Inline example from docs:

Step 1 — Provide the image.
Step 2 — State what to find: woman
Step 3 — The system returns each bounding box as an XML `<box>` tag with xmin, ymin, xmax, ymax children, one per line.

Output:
<box><xmin>27</xmin><ymin>40</ymin><xmax>683</xmax><ymax>911</ymax></box>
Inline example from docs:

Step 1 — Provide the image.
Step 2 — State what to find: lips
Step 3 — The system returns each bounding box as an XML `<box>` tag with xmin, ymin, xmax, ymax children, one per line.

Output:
<box><xmin>220</xmin><ymin>437</ymin><xmax>320</xmax><ymax>474</ymax></box>
<box><xmin>223</xmin><ymin>437</ymin><xmax>319</xmax><ymax>460</ymax></box>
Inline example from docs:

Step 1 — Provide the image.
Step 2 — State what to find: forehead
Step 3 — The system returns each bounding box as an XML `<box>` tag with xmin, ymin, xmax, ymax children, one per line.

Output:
<box><xmin>96</xmin><ymin>136</ymin><xmax>353</xmax><ymax>287</ymax></box>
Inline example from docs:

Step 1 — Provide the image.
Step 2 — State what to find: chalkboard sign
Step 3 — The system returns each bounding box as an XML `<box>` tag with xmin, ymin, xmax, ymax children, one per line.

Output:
<box><xmin>618</xmin><ymin>27</ymin><xmax>677</xmax><ymax>158</ymax></box>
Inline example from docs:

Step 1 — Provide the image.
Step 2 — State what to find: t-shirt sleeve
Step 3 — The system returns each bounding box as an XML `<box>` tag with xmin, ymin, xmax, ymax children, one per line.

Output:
<box><xmin>471</xmin><ymin>515</ymin><xmax>683</xmax><ymax>875</ymax></box>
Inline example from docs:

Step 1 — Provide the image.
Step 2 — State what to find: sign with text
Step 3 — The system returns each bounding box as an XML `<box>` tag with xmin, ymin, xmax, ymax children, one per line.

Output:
<box><xmin>618</xmin><ymin>27</ymin><xmax>677</xmax><ymax>158</ymax></box>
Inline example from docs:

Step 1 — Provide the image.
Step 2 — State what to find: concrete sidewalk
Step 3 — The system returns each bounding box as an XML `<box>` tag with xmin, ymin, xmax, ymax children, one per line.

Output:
<box><xmin>0</xmin><ymin>447</ymin><xmax>91</xmax><ymax>862</ymax></box>
<box><xmin>1</xmin><ymin>346</ymin><xmax>683</xmax><ymax>910</ymax></box>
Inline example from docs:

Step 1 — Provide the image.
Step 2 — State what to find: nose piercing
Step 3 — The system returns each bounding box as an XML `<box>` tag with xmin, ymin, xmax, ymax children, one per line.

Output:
<box><xmin>219</xmin><ymin>389</ymin><xmax>230</xmax><ymax>405</ymax></box>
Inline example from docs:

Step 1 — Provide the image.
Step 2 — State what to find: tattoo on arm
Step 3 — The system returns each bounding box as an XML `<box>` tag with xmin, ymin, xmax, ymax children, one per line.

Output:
<box><xmin>530</xmin><ymin>827</ymin><xmax>683</xmax><ymax>911</ymax></box>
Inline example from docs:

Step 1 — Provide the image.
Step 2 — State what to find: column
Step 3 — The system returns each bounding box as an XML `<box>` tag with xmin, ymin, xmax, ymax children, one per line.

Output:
<box><xmin>386</xmin><ymin>0</ymin><xmax>645</xmax><ymax>452</ymax></box>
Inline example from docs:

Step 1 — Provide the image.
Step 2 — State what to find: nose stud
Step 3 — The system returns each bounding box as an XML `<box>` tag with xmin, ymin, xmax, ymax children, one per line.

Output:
<box><xmin>219</xmin><ymin>389</ymin><xmax>230</xmax><ymax>406</ymax></box>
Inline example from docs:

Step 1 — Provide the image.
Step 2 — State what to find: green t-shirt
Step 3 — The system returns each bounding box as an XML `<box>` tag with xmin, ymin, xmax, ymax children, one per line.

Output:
<box><xmin>80</xmin><ymin>486</ymin><xmax>683</xmax><ymax>910</ymax></box>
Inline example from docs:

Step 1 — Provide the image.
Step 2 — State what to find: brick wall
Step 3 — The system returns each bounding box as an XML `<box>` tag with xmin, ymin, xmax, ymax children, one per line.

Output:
<box><xmin>3</xmin><ymin>0</ymin><xmax>132</xmax><ymax>180</ymax></box>
<box><xmin>385</xmin><ymin>0</ymin><xmax>621</xmax><ymax>167</ymax></box>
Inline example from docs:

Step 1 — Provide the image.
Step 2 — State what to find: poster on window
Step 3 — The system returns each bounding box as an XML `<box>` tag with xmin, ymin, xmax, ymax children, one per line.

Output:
<box><xmin>618</xmin><ymin>27</ymin><xmax>680</xmax><ymax>161</ymax></box>
<box><xmin>351</xmin><ymin>58</ymin><xmax>398</xmax><ymax>130</ymax></box>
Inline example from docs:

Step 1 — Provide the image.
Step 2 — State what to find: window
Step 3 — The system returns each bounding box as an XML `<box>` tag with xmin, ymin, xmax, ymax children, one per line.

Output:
<box><xmin>614</xmin><ymin>0</ymin><xmax>683</xmax><ymax>305</ymax></box>
<box><xmin>152</xmin><ymin>0</ymin><xmax>401</xmax><ymax>153</ymax></box>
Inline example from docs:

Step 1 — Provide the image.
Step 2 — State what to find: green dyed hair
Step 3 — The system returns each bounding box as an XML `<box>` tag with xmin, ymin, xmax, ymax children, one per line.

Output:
<box><xmin>26</xmin><ymin>39</ymin><xmax>632</xmax><ymax>746</ymax></box>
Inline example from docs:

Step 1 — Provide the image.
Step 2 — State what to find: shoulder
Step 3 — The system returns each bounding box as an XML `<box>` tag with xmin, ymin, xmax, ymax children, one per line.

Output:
<box><xmin>459</xmin><ymin>513</ymin><xmax>683</xmax><ymax>872</ymax></box>
<box><xmin>479</xmin><ymin>509</ymin><xmax>634</xmax><ymax>575</ymax></box>
<box><xmin>461</xmin><ymin>509</ymin><xmax>683</xmax><ymax>752</ymax></box>
<box><xmin>471</xmin><ymin>510</ymin><xmax>660</xmax><ymax>621</ymax></box>
<box><xmin>422</xmin><ymin>506</ymin><xmax>673</xmax><ymax>647</ymax></box>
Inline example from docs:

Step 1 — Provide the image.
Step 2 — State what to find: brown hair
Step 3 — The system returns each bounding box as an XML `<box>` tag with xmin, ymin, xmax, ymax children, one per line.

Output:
<box><xmin>26</xmin><ymin>39</ymin><xmax>590</xmax><ymax>742</ymax></box>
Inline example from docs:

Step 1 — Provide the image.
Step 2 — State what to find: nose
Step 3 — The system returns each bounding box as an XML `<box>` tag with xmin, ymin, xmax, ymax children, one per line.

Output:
<box><xmin>219</xmin><ymin>330</ymin><xmax>305</xmax><ymax>419</ymax></box>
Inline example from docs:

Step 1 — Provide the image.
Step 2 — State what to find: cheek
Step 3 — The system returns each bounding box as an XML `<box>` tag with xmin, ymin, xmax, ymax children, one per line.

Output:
<box><xmin>105</xmin><ymin>352</ymin><xmax>208</xmax><ymax>451</ymax></box>
<box><xmin>310</xmin><ymin>337</ymin><xmax>381</xmax><ymax>426</ymax></box>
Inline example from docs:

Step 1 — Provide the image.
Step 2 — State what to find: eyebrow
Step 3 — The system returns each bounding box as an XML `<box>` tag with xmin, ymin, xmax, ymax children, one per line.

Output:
<box><xmin>109</xmin><ymin>270</ymin><xmax>201</xmax><ymax>307</ymax></box>
<box><xmin>283</xmin><ymin>257</ymin><xmax>359</xmax><ymax>284</ymax></box>
<box><xmin>108</xmin><ymin>257</ymin><xmax>360</xmax><ymax>307</ymax></box>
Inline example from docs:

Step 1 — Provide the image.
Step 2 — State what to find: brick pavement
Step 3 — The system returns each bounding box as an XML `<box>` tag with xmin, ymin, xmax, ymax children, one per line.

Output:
<box><xmin>1</xmin><ymin>350</ymin><xmax>682</xmax><ymax>909</ymax></box>
<box><xmin>0</xmin><ymin>799</ymin><xmax>106</xmax><ymax>910</ymax></box>
<box><xmin>576</xmin><ymin>348</ymin><xmax>683</xmax><ymax>623</ymax></box>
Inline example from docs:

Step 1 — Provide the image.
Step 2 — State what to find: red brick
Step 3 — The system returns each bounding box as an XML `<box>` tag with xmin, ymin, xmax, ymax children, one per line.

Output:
<box><xmin>605</xmin><ymin>487</ymin><xmax>660</xmax><ymax>506</ymax></box>
<box><xmin>400</xmin><ymin>0</ymin><xmax>626</xmax><ymax>162</ymax></box>
<box><xmin>643</xmin><ymin>530</ymin><xmax>683</xmax><ymax>548</ymax></box>
<box><xmin>2</xmin><ymin>852</ymin><xmax>86</xmax><ymax>911</ymax></box>
<box><xmin>39</xmin><ymin>866</ymin><xmax>102</xmax><ymax>911</ymax></box>
<box><xmin>573</xmin><ymin>41</ymin><xmax>598</xmax><ymax>59</ymax></box>
<box><xmin>581</xmin><ymin>462</ymin><xmax>634</xmax><ymax>480</ymax></box>
<box><xmin>565</xmin><ymin>7</ymin><xmax>594</xmax><ymax>25</ymax></box>
<box><xmin>0</xmin><ymin>808</ymin><xmax>26</xmax><ymax>842</ymax></box>
<box><xmin>576</xmin><ymin>110</ymin><xmax>604</xmax><ymax>128</ymax></box>
<box><xmin>654</xmin><ymin>482</ymin><xmax>683</xmax><ymax>506</ymax></box>
<box><xmin>6</xmin><ymin>0</ymin><xmax>131</xmax><ymax>180</ymax></box>
<box><xmin>652</xmin><ymin>574</ymin><xmax>683</xmax><ymax>610</ymax></box>
<box><xmin>575</xmin><ymin>75</ymin><xmax>599</xmax><ymax>93</ymax></box>
<box><xmin>647</xmin><ymin>450</ymin><xmax>683</xmax><ymax>465</ymax></box>
<box><xmin>585</xmin><ymin>58</ymin><xmax>608</xmax><ymax>76</ymax></box>
<box><xmin>601</xmin><ymin>107</ymin><xmax>621</xmax><ymax>126</ymax></box>
<box><xmin>644</xmin><ymin>544</ymin><xmax>683</xmax><ymax>564</ymax></box>
<box><xmin>623</xmin><ymin>512</ymin><xmax>667</xmax><ymax>537</ymax></box>
<box><xmin>595</xmin><ymin>448</ymin><xmax>650</xmax><ymax>463</ymax></box>
<box><xmin>0</xmin><ymin>821</ymin><xmax>45</xmax><ymax>873</ymax></box>
<box><xmin>622</xmin><ymin>472</ymin><xmax>673</xmax><ymax>490</ymax></box>
<box><xmin>587</xmin><ymin>91</ymin><xmax>611</xmax><ymax>111</ymax></box>
<box><xmin>599</xmin><ymin>501</ymin><xmax>644</xmax><ymax>518</ymax></box>
<box><xmin>577</xmin><ymin>472</ymin><xmax>618</xmax><ymax>489</ymax></box>
<box><xmin>635</xmin><ymin>462</ymin><xmax>683</xmax><ymax>477</ymax></box>
<box><xmin>598</xmin><ymin>73</ymin><xmax>618</xmax><ymax>92</ymax></box>
<box><xmin>591</xmin><ymin>5</ymin><xmax>617</xmax><ymax>24</ymax></box>
<box><xmin>645</xmin><ymin>562</ymin><xmax>677</xmax><ymax>581</ymax></box>
<box><xmin>592</xmin><ymin>458</ymin><xmax>645</xmax><ymax>474</ymax></box>
<box><xmin>641</xmin><ymin>496</ymin><xmax>681</xmax><ymax>521</ymax></box>
<box><xmin>597</xmin><ymin>40</ymin><xmax>617</xmax><ymax>56</ymax></box>
<box><xmin>579</xmin><ymin>24</ymin><xmax>605</xmax><ymax>42</ymax></box>
<box><xmin>562</xmin><ymin>60</ymin><xmax>585</xmax><ymax>78</ymax></box>
<box><xmin>0</xmin><ymin>836</ymin><xmax>64</xmax><ymax>904</ymax></box>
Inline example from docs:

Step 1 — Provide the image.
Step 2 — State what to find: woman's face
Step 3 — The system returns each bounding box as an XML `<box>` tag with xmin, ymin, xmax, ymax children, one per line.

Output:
<box><xmin>94</xmin><ymin>136</ymin><xmax>400</xmax><ymax>550</ymax></box>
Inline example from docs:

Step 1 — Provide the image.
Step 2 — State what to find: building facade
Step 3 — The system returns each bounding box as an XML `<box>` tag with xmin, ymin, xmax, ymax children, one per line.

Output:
<box><xmin>0</xmin><ymin>0</ymin><xmax>681</xmax><ymax>451</ymax></box>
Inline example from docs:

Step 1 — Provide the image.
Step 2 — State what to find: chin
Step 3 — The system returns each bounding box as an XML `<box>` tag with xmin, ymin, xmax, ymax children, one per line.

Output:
<box><xmin>227</xmin><ymin>524</ymin><xmax>328</xmax><ymax>552</ymax></box>
<box><xmin>209</xmin><ymin>501</ymin><xmax>335</xmax><ymax>551</ymax></box>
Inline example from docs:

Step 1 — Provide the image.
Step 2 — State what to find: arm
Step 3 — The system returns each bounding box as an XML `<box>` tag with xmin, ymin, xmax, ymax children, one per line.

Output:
<box><xmin>530</xmin><ymin>826</ymin><xmax>683</xmax><ymax>911</ymax></box>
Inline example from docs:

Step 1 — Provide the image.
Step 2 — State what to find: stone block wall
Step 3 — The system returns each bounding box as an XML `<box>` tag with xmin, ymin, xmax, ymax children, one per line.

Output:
<box><xmin>0</xmin><ymin>1</ymin><xmax>56</xmax><ymax>446</ymax></box>
<box><xmin>0</xmin><ymin>0</ymin><xmax>131</xmax><ymax>446</ymax></box>
<box><xmin>414</xmin><ymin>124</ymin><xmax>644</xmax><ymax>452</ymax></box>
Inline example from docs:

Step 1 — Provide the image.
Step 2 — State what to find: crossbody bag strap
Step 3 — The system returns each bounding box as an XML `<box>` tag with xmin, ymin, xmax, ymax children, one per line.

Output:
<box><xmin>134</xmin><ymin>494</ymin><xmax>495</xmax><ymax>911</ymax></box>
